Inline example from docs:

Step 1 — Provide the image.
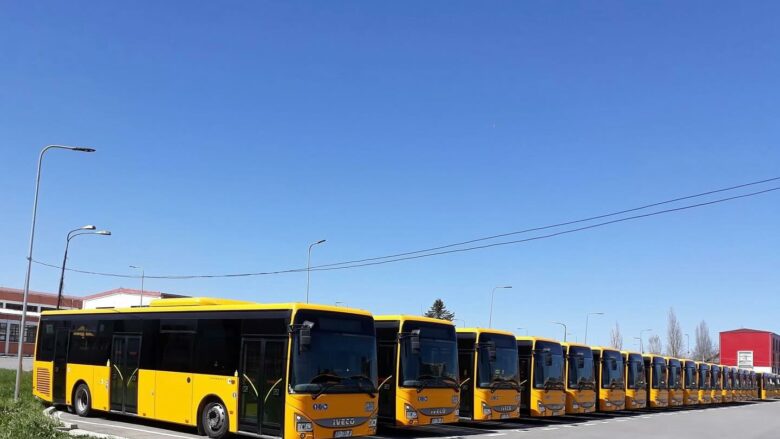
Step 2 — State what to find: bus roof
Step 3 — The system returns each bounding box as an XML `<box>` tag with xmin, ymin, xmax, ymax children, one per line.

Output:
<box><xmin>374</xmin><ymin>315</ymin><xmax>454</xmax><ymax>325</ymax></box>
<box><xmin>516</xmin><ymin>335</ymin><xmax>560</xmax><ymax>344</ymax></box>
<box><xmin>562</xmin><ymin>341</ymin><xmax>591</xmax><ymax>349</ymax></box>
<box><xmin>40</xmin><ymin>297</ymin><xmax>373</xmax><ymax>318</ymax></box>
<box><xmin>456</xmin><ymin>327</ymin><xmax>515</xmax><ymax>337</ymax></box>
<box><xmin>590</xmin><ymin>346</ymin><xmax>621</xmax><ymax>353</ymax></box>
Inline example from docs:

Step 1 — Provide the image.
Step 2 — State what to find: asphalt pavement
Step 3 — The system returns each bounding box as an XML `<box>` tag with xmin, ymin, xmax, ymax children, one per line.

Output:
<box><xmin>55</xmin><ymin>400</ymin><xmax>780</xmax><ymax>439</ymax></box>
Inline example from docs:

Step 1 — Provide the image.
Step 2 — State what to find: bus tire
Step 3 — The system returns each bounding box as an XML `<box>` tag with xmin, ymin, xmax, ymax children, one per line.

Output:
<box><xmin>73</xmin><ymin>383</ymin><xmax>92</xmax><ymax>417</ymax></box>
<box><xmin>200</xmin><ymin>399</ymin><xmax>229</xmax><ymax>439</ymax></box>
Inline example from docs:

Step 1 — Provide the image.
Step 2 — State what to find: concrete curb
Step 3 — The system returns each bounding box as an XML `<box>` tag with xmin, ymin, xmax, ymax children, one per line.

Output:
<box><xmin>43</xmin><ymin>407</ymin><xmax>128</xmax><ymax>439</ymax></box>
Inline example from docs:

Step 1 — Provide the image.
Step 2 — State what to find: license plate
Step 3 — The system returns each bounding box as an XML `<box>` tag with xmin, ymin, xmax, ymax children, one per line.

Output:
<box><xmin>430</xmin><ymin>417</ymin><xmax>443</xmax><ymax>424</ymax></box>
<box><xmin>334</xmin><ymin>430</ymin><xmax>353</xmax><ymax>438</ymax></box>
<box><xmin>500</xmin><ymin>413</ymin><xmax>512</xmax><ymax>419</ymax></box>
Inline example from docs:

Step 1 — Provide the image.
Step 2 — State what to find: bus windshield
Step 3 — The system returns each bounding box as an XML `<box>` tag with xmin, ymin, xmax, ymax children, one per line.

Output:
<box><xmin>698</xmin><ymin>366</ymin><xmax>710</xmax><ymax>389</ymax></box>
<box><xmin>566</xmin><ymin>346</ymin><xmax>595</xmax><ymax>390</ymax></box>
<box><xmin>711</xmin><ymin>367</ymin><xmax>721</xmax><ymax>390</ymax></box>
<box><xmin>533</xmin><ymin>341</ymin><xmax>564</xmax><ymax>390</ymax></box>
<box><xmin>627</xmin><ymin>354</ymin><xmax>645</xmax><ymax>389</ymax></box>
<box><xmin>684</xmin><ymin>363</ymin><xmax>697</xmax><ymax>389</ymax></box>
<box><xmin>601</xmin><ymin>350</ymin><xmax>624</xmax><ymax>389</ymax></box>
<box><xmin>652</xmin><ymin>358</ymin><xmax>667</xmax><ymax>389</ymax></box>
<box><xmin>477</xmin><ymin>333</ymin><xmax>519</xmax><ymax>389</ymax></box>
<box><xmin>399</xmin><ymin>322</ymin><xmax>459</xmax><ymax>390</ymax></box>
<box><xmin>290</xmin><ymin>311</ymin><xmax>378</xmax><ymax>395</ymax></box>
<box><xmin>668</xmin><ymin>360</ymin><xmax>681</xmax><ymax>389</ymax></box>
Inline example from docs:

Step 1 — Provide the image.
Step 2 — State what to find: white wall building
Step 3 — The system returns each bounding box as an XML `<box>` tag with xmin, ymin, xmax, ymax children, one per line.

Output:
<box><xmin>82</xmin><ymin>288</ymin><xmax>186</xmax><ymax>309</ymax></box>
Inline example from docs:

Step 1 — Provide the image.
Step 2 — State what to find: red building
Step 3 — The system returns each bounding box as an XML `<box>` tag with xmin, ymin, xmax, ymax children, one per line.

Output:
<box><xmin>720</xmin><ymin>328</ymin><xmax>780</xmax><ymax>374</ymax></box>
<box><xmin>0</xmin><ymin>286</ymin><xmax>82</xmax><ymax>356</ymax></box>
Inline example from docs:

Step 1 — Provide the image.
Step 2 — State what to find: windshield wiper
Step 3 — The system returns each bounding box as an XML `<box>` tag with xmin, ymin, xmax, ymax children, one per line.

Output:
<box><xmin>349</xmin><ymin>374</ymin><xmax>377</xmax><ymax>397</ymax></box>
<box><xmin>312</xmin><ymin>381</ymin><xmax>340</xmax><ymax>400</ymax></box>
<box><xmin>542</xmin><ymin>377</ymin><xmax>564</xmax><ymax>391</ymax></box>
<box><xmin>489</xmin><ymin>378</ymin><xmax>521</xmax><ymax>393</ymax></box>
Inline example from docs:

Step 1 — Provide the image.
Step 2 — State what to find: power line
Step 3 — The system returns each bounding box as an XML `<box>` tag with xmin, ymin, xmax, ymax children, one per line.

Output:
<box><xmin>31</xmin><ymin>181</ymin><xmax>780</xmax><ymax>280</ymax></box>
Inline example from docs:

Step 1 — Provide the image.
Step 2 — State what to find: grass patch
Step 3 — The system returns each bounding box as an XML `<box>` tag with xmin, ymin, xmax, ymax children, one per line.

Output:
<box><xmin>0</xmin><ymin>368</ymin><xmax>69</xmax><ymax>439</ymax></box>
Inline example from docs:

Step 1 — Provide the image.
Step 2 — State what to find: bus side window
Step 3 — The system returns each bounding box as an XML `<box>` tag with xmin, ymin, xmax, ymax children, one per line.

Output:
<box><xmin>196</xmin><ymin>318</ymin><xmax>240</xmax><ymax>376</ymax></box>
<box><xmin>36</xmin><ymin>321</ymin><xmax>57</xmax><ymax>362</ymax></box>
<box><xmin>158</xmin><ymin>319</ymin><xmax>197</xmax><ymax>372</ymax></box>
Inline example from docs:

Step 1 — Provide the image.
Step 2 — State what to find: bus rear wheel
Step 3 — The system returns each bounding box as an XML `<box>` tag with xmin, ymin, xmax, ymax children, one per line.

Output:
<box><xmin>201</xmin><ymin>400</ymin><xmax>229</xmax><ymax>438</ymax></box>
<box><xmin>73</xmin><ymin>384</ymin><xmax>92</xmax><ymax>417</ymax></box>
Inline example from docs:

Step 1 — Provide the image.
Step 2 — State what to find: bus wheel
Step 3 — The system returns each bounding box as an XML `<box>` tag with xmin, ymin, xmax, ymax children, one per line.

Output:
<box><xmin>201</xmin><ymin>399</ymin><xmax>229</xmax><ymax>438</ymax></box>
<box><xmin>73</xmin><ymin>384</ymin><xmax>92</xmax><ymax>417</ymax></box>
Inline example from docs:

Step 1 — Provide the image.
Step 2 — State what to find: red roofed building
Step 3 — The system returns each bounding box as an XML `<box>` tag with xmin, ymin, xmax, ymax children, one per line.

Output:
<box><xmin>0</xmin><ymin>286</ymin><xmax>82</xmax><ymax>356</ymax></box>
<box><xmin>720</xmin><ymin>328</ymin><xmax>780</xmax><ymax>374</ymax></box>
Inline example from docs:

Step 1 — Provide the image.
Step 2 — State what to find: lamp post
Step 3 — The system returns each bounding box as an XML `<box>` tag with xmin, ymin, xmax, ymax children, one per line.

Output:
<box><xmin>488</xmin><ymin>285</ymin><xmax>512</xmax><ymax>328</ymax></box>
<box><xmin>552</xmin><ymin>321</ymin><xmax>568</xmax><ymax>342</ymax></box>
<box><xmin>129</xmin><ymin>265</ymin><xmax>145</xmax><ymax>306</ymax></box>
<box><xmin>57</xmin><ymin>225</ymin><xmax>111</xmax><ymax>309</ymax></box>
<box><xmin>15</xmin><ymin>144</ymin><xmax>96</xmax><ymax>401</ymax></box>
<box><xmin>306</xmin><ymin>239</ymin><xmax>326</xmax><ymax>303</ymax></box>
<box><xmin>584</xmin><ymin>312</ymin><xmax>604</xmax><ymax>345</ymax></box>
<box><xmin>639</xmin><ymin>328</ymin><xmax>653</xmax><ymax>353</ymax></box>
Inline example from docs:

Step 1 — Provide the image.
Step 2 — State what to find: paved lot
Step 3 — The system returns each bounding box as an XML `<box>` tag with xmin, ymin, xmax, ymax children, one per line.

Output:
<box><xmin>56</xmin><ymin>400</ymin><xmax>780</xmax><ymax>439</ymax></box>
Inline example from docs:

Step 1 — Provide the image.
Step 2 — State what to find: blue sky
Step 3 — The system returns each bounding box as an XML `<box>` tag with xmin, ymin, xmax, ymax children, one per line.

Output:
<box><xmin>1</xmin><ymin>1</ymin><xmax>778</xmax><ymax>349</ymax></box>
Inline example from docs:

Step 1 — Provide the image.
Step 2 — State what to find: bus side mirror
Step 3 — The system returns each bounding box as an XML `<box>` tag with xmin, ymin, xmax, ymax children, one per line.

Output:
<box><xmin>410</xmin><ymin>329</ymin><xmax>421</xmax><ymax>353</ymax></box>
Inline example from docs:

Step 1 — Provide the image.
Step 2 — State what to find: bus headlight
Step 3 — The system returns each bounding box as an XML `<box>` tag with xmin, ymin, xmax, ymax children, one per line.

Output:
<box><xmin>452</xmin><ymin>395</ymin><xmax>459</xmax><ymax>405</ymax></box>
<box><xmin>295</xmin><ymin>414</ymin><xmax>314</xmax><ymax>433</ymax></box>
<box><xmin>536</xmin><ymin>401</ymin><xmax>545</xmax><ymax>413</ymax></box>
<box><xmin>572</xmin><ymin>403</ymin><xmax>579</xmax><ymax>409</ymax></box>
<box><xmin>365</xmin><ymin>402</ymin><xmax>375</xmax><ymax>413</ymax></box>
<box><xmin>481</xmin><ymin>402</ymin><xmax>492</xmax><ymax>416</ymax></box>
<box><xmin>404</xmin><ymin>404</ymin><xmax>418</xmax><ymax>420</ymax></box>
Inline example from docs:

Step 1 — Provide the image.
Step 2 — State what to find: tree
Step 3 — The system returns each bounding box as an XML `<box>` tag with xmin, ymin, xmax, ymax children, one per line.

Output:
<box><xmin>693</xmin><ymin>320</ymin><xmax>717</xmax><ymax>361</ymax></box>
<box><xmin>647</xmin><ymin>335</ymin><xmax>663</xmax><ymax>354</ymax></box>
<box><xmin>424</xmin><ymin>299</ymin><xmax>455</xmax><ymax>321</ymax></box>
<box><xmin>666</xmin><ymin>308</ymin><xmax>684</xmax><ymax>357</ymax></box>
<box><xmin>610</xmin><ymin>322</ymin><xmax>623</xmax><ymax>350</ymax></box>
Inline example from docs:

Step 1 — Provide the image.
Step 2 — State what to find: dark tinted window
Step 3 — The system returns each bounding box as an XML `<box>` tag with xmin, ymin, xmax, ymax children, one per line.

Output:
<box><xmin>196</xmin><ymin>318</ymin><xmax>240</xmax><ymax>375</ymax></box>
<box><xmin>157</xmin><ymin>319</ymin><xmax>196</xmax><ymax>372</ymax></box>
<box><xmin>35</xmin><ymin>321</ymin><xmax>57</xmax><ymax>361</ymax></box>
<box><xmin>69</xmin><ymin>320</ymin><xmax>99</xmax><ymax>364</ymax></box>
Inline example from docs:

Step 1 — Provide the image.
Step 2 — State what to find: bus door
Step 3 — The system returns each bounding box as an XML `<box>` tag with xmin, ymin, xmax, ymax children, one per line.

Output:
<box><xmin>457</xmin><ymin>347</ymin><xmax>475</xmax><ymax>418</ymax></box>
<box><xmin>52</xmin><ymin>325</ymin><xmax>70</xmax><ymax>404</ymax></box>
<box><xmin>110</xmin><ymin>335</ymin><xmax>142</xmax><ymax>413</ymax></box>
<box><xmin>239</xmin><ymin>338</ymin><xmax>287</xmax><ymax>436</ymax></box>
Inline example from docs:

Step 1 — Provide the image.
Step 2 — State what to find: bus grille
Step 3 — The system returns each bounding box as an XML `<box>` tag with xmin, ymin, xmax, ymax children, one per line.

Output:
<box><xmin>36</xmin><ymin>368</ymin><xmax>51</xmax><ymax>396</ymax></box>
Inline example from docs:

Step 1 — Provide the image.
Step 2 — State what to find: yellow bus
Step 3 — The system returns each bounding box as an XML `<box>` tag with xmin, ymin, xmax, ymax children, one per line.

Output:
<box><xmin>682</xmin><ymin>360</ymin><xmax>698</xmax><ymax>406</ymax></box>
<box><xmin>721</xmin><ymin>366</ymin><xmax>733</xmax><ymax>403</ymax></box>
<box><xmin>456</xmin><ymin>328</ymin><xmax>521</xmax><ymax>421</ymax></box>
<box><xmin>710</xmin><ymin>365</ymin><xmax>723</xmax><ymax>404</ymax></box>
<box><xmin>666</xmin><ymin>358</ymin><xmax>683</xmax><ymax>407</ymax></box>
<box><xmin>749</xmin><ymin>371</ymin><xmax>758</xmax><ymax>399</ymax></box>
<box><xmin>33</xmin><ymin>297</ymin><xmax>379</xmax><ymax>439</ymax></box>
<box><xmin>735</xmin><ymin>368</ymin><xmax>745</xmax><ymax>401</ymax></box>
<box><xmin>592</xmin><ymin>347</ymin><xmax>625</xmax><ymax>412</ymax></box>
<box><xmin>374</xmin><ymin>315</ymin><xmax>460</xmax><ymax>427</ymax></box>
<box><xmin>622</xmin><ymin>351</ymin><xmax>647</xmax><ymax>410</ymax></box>
<box><xmin>697</xmin><ymin>362</ymin><xmax>712</xmax><ymax>404</ymax></box>
<box><xmin>561</xmin><ymin>343</ymin><xmax>596</xmax><ymax>414</ymax></box>
<box><xmin>517</xmin><ymin>337</ymin><xmax>566</xmax><ymax>417</ymax></box>
<box><xmin>643</xmin><ymin>355</ymin><xmax>668</xmax><ymax>408</ymax></box>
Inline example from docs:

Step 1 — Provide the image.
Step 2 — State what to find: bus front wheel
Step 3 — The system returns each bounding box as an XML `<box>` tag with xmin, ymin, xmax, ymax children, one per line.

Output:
<box><xmin>73</xmin><ymin>384</ymin><xmax>92</xmax><ymax>417</ymax></box>
<box><xmin>201</xmin><ymin>399</ymin><xmax>229</xmax><ymax>438</ymax></box>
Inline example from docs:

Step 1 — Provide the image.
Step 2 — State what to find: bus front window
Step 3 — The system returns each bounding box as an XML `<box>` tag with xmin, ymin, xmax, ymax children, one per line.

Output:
<box><xmin>712</xmin><ymin>368</ymin><xmax>721</xmax><ymax>390</ymax></box>
<box><xmin>685</xmin><ymin>364</ymin><xmax>697</xmax><ymax>388</ymax></box>
<box><xmin>477</xmin><ymin>334</ymin><xmax>519</xmax><ymax>390</ymax></box>
<box><xmin>399</xmin><ymin>323</ymin><xmax>459</xmax><ymax>390</ymax></box>
<box><xmin>533</xmin><ymin>341</ymin><xmax>564</xmax><ymax>390</ymax></box>
<box><xmin>601</xmin><ymin>351</ymin><xmax>624</xmax><ymax>390</ymax></box>
<box><xmin>567</xmin><ymin>346</ymin><xmax>594</xmax><ymax>390</ymax></box>
<box><xmin>652</xmin><ymin>359</ymin><xmax>666</xmax><ymax>389</ymax></box>
<box><xmin>627</xmin><ymin>355</ymin><xmax>645</xmax><ymax>389</ymax></box>
<box><xmin>668</xmin><ymin>362</ymin><xmax>681</xmax><ymax>389</ymax></box>
<box><xmin>290</xmin><ymin>311</ymin><xmax>378</xmax><ymax>396</ymax></box>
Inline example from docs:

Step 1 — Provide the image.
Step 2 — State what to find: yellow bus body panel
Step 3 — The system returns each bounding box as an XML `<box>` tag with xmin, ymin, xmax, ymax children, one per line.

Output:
<box><xmin>667</xmin><ymin>388</ymin><xmax>683</xmax><ymax>407</ymax></box>
<box><xmin>565</xmin><ymin>388</ymin><xmax>596</xmax><ymax>414</ymax></box>
<box><xmin>648</xmin><ymin>388</ymin><xmax>668</xmax><ymax>408</ymax></box>
<box><xmin>395</xmin><ymin>388</ymin><xmax>459</xmax><ymax>426</ymax></box>
<box><xmin>286</xmin><ymin>392</ymin><xmax>378</xmax><ymax>439</ymax></box>
<box><xmin>155</xmin><ymin>370</ymin><xmax>195</xmax><ymax>426</ymax></box>
<box><xmin>598</xmin><ymin>388</ymin><xmax>626</xmax><ymax>412</ymax></box>
<box><xmin>191</xmin><ymin>373</ymin><xmax>239</xmax><ymax>433</ymax></box>
<box><xmin>32</xmin><ymin>360</ymin><xmax>54</xmax><ymax>401</ymax></box>
<box><xmin>683</xmin><ymin>388</ymin><xmax>698</xmax><ymax>405</ymax></box>
<box><xmin>137</xmin><ymin>369</ymin><xmax>156</xmax><ymax>419</ymax></box>
<box><xmin>625</xmin><ymin>388</ymin><xmax>646</xmax><ymax>410</ymax></box>
<box><xmin>697</xmin><ymin>389</ymin><xmax>712</xmax><ymax>404</ymax></box>
<box><xmin>528</xmin><ymin>388</ymin><xmax>566</xmax><ymax>417</ymax></box>
<box><xmin>473</xmin><ymin>388</ymin><xmax>520</xmax><ymax>421</ymax></box>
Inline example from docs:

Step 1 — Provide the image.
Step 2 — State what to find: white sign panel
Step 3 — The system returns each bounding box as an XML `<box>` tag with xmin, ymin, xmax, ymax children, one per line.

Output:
<box><xmin>737</xmin><ymin>350</ymin><xmax>754</xmax><ymax>369</ymax></box>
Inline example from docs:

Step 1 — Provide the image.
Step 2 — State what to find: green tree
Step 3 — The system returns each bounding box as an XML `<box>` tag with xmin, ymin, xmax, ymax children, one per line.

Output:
<box><xmin>424</xmin><ymin>299</ymin><xmax>455</xmax><ymax>321</ymax></box>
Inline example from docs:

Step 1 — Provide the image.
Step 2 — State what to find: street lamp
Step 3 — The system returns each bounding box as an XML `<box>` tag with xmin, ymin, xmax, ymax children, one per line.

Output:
<box><xmin>488</xmin><ymin>285</ymin><xmax>512</xmax><ymax>328</ymax></box>
<box><xmin>306</xmin><ymin>239</ymin><xmax>326</xmax><ymax>303</ymax></box>
<box><xmin>584</xmin><ymin>312</ymin><xmax>604</xmax><ymax>345</ymax></box>
<box><xmin>129</xmin><ymin>266</ymin><xmax>145</xmax><ymax>306</ymax></box>
<box><xmin>552</xmin><ymin>321</ymin><xmax>568</xmax><ymax>342</ymax></box>
<box><xmin>639</xmin><ymin>328</ymin><xmax>653</xmax><ymax>353</ymax></box>
<box><xmin>15</xmin><ymin>144</ymin><xmax>96</xmax><ymax>401</ymax></box>
<box><xmin>57</xmin><ymin>225</ymin><xmax>111</xmax><ymax>309</ymax></box>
